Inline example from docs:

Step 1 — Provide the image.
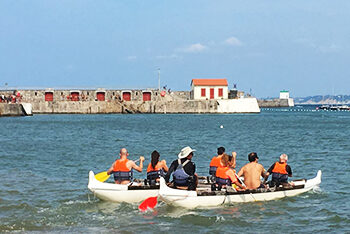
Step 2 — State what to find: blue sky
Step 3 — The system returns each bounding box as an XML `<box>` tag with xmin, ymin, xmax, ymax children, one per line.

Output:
<box><xmin>0</xmin><ymin>0</ymin><xmax>349</xmax><ymax>97</ymax></box>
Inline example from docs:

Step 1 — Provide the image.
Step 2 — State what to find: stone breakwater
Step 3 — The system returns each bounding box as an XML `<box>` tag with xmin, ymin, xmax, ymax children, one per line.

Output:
<box><xmin>18</xmin><ymin>89</ymin><xmax>220</xmax><ymax>114</ymax></box>
<box><xmin>1</xmin><ymin>89</ymin><xmax>261</xmax><ymax>114</ymax></box>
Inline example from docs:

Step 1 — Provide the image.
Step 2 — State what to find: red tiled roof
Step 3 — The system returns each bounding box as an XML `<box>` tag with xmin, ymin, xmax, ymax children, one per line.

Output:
<box><xmin>191</xmin><ymin>79</ymin><xmax>228</xmax><ymax>86</ymax></box>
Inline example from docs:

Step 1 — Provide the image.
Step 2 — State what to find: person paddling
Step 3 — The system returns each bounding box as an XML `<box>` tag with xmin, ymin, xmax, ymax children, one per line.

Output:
<box><xmin>264</xmin><ymin>154</ymin><xmax>292</xmax><ymax>187</ymax></box>
<box><xmin>209</xmin><ymin>147</ymin><xmax>237</xmax><ymax>177</ymax></box>
<box><xmin>215</xmin><ymin>154</ymin><xmax>246</xmax><ymax>191</ymax></box>
<box><xmin>237</xmin><ymin>152</ymin><xmax>267</xmax><ymax>190</ymax></box>
<box><xmin>209</xmin><ymin>147</ymin><xmax>225</xmax><ymax>176</ymax></box>
<box><xmin>107</xmin><ymin>148</ymin><xmax>145</xmax><ymax>184</ymax></box>
<box><xmin>146</xmin><ymin>150</ymin><xmax>169</xmax><ymax>185</ymax></box>
<box><xmin>165</xmin><ymin>146</ymin><xmax>197</xmax><ymax>190</ymax></box>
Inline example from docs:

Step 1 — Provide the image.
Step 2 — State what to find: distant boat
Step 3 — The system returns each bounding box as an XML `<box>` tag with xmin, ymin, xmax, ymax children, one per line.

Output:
<box><xmin>339</xmin><ymin>105</ymin><xmax>350</xmax><ymax>111</ymax></box>
<box><xmin>316</xmin><ymin>105</ymin><xmax>330</xmax><ymax>110</ymax></box>
<box><xmin>330</xmin><ymin>106</ymin><xmax>339</xmax><ymax>111</ymax></box>
<box><xmin>316</xmin><ymin>104</ymin><xmax>350</xmax><ymax>111</ymax></box>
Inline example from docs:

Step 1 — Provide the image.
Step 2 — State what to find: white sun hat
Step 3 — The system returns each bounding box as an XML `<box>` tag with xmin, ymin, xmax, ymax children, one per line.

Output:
<box><xmin>178</xmin><ymin>146</ymin><xmax>196</xmax><ymax>159</ymax></box>
<box><xmin>280</xmin><ymin>154</ymin><xmax>288</xmax><ymax>162</ymax></box>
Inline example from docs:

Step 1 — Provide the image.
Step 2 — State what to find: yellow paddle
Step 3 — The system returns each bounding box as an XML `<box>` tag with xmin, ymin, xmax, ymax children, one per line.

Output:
<box><xmin>95</xmin><ymin>171</ymin><xmax>110</xmax><ymax>182</ymax></box>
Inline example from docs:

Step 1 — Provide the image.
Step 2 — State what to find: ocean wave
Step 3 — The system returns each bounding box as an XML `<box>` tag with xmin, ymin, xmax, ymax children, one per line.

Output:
<box><xmin>63</xmin><ymin>200</ymin><xmax>90</xmax><ymax>205</ymax></box>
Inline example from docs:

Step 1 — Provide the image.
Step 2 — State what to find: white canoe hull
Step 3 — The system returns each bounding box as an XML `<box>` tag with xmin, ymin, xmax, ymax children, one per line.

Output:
<box><xmin>159</xmin><ymin>170</ymin><xmax>322</xmax><ymax>209</ymax></box>
<box><xmin>88</xmin><ymin>171</ymin><xmax>159</xmax><ymax>203</ymax></box>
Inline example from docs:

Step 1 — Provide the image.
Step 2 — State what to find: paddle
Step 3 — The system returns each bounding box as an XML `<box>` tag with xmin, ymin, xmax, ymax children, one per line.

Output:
<box><xmin>95</xmin><ymin>159</ymin><xmax>141</xmax><ymax>182</ymax></box>
<box><xmin>138</xmin><ymin>196</ymin><xmax>158</xmax><ymax>212</ymax></box>
<box><xmin>235</xmin><ymin>173</ymin><xmax>245</xmax><ymax>186</ymax></box>
<box><xmin>235</xmin><ymin>173</ymin><xmax>257</xmax><ymax>202</ymax></box>
<box><xmin>95</xmin><ymin>171</ymin><xmax>110</xmax><ymax>182</ymax></box>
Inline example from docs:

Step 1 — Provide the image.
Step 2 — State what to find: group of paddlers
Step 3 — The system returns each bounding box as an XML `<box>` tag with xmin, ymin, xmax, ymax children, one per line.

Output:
<box><xmin>107</xmin><ymin>146</ymin><xmax>293</xmax><ymax>191</ymax></box>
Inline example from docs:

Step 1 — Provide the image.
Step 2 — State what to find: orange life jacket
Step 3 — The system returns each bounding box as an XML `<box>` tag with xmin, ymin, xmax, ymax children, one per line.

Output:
<box><xmin>216</xmin><ymin>166</ymin><xmax>229</xmax><ymax>179</ymax></box>
<box><xmin>210</xmin><ymin>156</ymin><xmax>222</xmax><ymax>167</ymax></box>
<box><xmin>147</xmin><ymin>162</ymin><xmax>165</xmax><ymax>183</ymax></box>
<box><xmin>272</xmin><ymin>162</ymin><xmax>288</xmax><ymax>175</ymax></box>
<box><xmin>209</xmin><ymin>156</ymin><xmax>222</xmax><ymax>175</ymax></box>
<box><xmin>147</xmin><ymin>162</ymin><xmax>162</xmax><ymax>172</ymax></box>
<box><xmin>113</xmin><ymin>159</ymin><xmax>130</xmax><ymax>172</ymax></box>
<box><xmin>112</xmin><ymin>159</ymin><xmax>133</xmax><ymax>181</ymax></box>
<box><xmin>215</xmin><ymin>166</ymin><xmax>233</xmax><ymax>186</ymax></box>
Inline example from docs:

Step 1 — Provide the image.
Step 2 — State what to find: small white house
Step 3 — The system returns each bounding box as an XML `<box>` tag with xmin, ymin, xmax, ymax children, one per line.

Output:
<box><xmin>280</xmin><ymin>90</ymin><xmax>294</xmax><ymax>107</ymax></box>
<box><xmin>280</xmin><ymin>90</ymin><xmax>290</xmax><ymax>99</ymax></box>
<box><xmin>191</xmin><ymin>79</ymin><xmax>228</xmax><ymax>100</ymax></box>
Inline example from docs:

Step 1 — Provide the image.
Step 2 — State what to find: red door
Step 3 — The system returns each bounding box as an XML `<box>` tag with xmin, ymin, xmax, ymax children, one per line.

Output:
<box><xmin>201</xmin><ymin>88</ymin><xmax>206</xmax><ymax>97</ymax></box>
<box><xmin>96</xmin><ymin>92</ymin><xmax>105</xmax><ymax>101</ymax></box>
<box><xmin>71</xmin><ymin>92</ymin><xmax>80</xmax><ymax>101</ymax></box>
<box><xmin>218</xmin><ymin>88</ymin><xmax>223</xmax><ymax>97</ymax></box>
<box><xmin>123</xmin><ymin>92</ymin><xmax>131</xmax><ymax>101</ymax></box>
<box><xmin>210</xmin><ymin>88</ymin><xmax>214</xmax><ymax>99</ymax></box>
<box><xmin>143</xmin><ymin>92</ymin><xmax>151</xmax><ymax>101</ymax></box>
<box><xmin>45</xmin><ymin>92</ymin><xmax>53</xmax><ymax>101</ymax></box>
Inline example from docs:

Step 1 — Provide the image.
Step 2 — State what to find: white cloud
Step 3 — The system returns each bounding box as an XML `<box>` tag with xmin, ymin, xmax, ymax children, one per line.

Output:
<box><xmin>319</xmin><ymin>44</ymin><xmax>341</xmax><ymax>53</ymax></box>
<box><xmin>64</xmin><ymin>64</ymin><xmax>74</xmax><ymax>71</ymax></box>
<box><xmin>224</xmin><ymin>37</ymin><xmax>243</xmax><ymax>46</ymax></box>
<box><xmin>126</xmin><ymin>56</ymin><xmax>137</xmax><ymax>61</ymax></box>
<box><xmin>155</xmin><ymin>54</ymin><xmax>182</xmax><ymax>60</ymax></box>
<box><xmin>295</xmin><ymin>39</ymin><xmax>341</xmax><ymax>53</ymax></box>
<box><xmin>294</xmin><ymin>38</ymin><xmax>317</xmax><ymax>48</ymax></box>
<box><xmin>178</xmin><ymin>43</ymin><xmax>207</xmax><ymax>53</ymax></box>
<box><xmin>159</xmin><ymin>37</ymin><xmax>243</xmax><ymax>58</ymax></box>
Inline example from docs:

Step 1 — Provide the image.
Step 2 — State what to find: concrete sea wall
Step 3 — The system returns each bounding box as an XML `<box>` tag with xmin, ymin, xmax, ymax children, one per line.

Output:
<box><xmin>0</xmin><ymin>103</ymin><xmax>26</xmax><ymax>117</ymax></box>
<box><xmin>217</xmin><ymin>98</ymin><xmax>260</xmax><ymax>113</ymax></box>
<box><xmin>30</xmin><ymin>99</ymin><xmax>223</xmax><ymax>114</ymax></box>
<box><xmin>31</xmin><ymin>101</ymin><xmax>123</xmax><ymax>114</ymax></box>
<box><xmin>258</xmin><ymin>99</ymin><xmax>290</xmax><ymax>108</ymax></box>
<box><xmin>29</xmin><ymin>98</ymin><xmax>260</xmax><ymax>114</ymax></box>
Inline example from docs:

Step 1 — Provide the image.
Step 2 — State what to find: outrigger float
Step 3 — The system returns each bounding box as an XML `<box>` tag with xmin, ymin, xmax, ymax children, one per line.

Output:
<box><xmin>88</xmin><ymin>171</ymin><xmax>159</xmax><ymax>203</ymax></box>
<box><xmin>88</xmin><ymin>171</ymin><xmax>210</xmax><ymax>203</ymax></box>
<box><xmin>158</xmin><ymin>170</ymin><xmax>322</xmax><ymax>209</ymax></box>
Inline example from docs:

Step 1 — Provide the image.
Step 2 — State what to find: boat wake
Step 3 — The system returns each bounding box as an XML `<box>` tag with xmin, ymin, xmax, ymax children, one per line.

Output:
<box><xmin>312</xmin><ymin>186</ymin><xmax>323</xmax><ymax>194</ymax></box>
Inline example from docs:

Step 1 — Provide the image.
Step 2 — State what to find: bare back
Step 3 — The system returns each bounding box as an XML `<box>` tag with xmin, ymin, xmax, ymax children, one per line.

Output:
<box><xmin>238</xmin><ymin>162</ymin><xmax>265</xmax><ymax>189</ymax></box>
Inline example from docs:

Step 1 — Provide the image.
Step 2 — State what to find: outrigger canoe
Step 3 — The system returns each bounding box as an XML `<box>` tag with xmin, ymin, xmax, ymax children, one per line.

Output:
<box><xmin>159</xmin><ymin>170</ymin><xmax>322</xmax><ymax>209</ymax></box>
<box><xmin>88</xmin><ymin>171</ymin><xmax>159</xmax><ymax>203</ymax></box>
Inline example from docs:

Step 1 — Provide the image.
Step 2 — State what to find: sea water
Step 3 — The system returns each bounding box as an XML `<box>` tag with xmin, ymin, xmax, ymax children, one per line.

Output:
<box><xmin>1</xmin><ymin>108</ymin><xmax>349</xmax><ymax>233</ymax></box>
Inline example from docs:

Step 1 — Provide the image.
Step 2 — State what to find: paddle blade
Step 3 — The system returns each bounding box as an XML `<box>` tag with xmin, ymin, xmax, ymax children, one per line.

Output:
<box><xmin>138</xmin><ymin>196</ymin><xmax>158</xmax><ymax>212</ymax></box>
<box><xmin>95</xmin><ymin>171</ymin><xmax>110</xmax><ymax>182</ymax></box>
